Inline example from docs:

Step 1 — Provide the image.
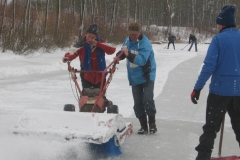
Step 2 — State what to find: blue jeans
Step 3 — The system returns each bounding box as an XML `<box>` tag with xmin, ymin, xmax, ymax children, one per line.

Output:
<box><xmin>168</xmin><ymin>42</ymin><xmax>175</xmax><ymax>49</ymax></box>
<box><xmin>188</xmin><ymin>40</ymin><xmax>197</xmax><ymax>51</ymax></box>
<box><xmin>131</xmin><ymin>81</ymin><xmax>156</xmax><ymax>118</ymax></box>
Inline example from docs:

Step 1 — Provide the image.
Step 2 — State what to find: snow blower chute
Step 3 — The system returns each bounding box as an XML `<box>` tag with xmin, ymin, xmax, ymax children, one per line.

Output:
<box><xmin>13</xmin><ymin>52</ymin><xmax>132</xmax><ymax>147</ymax></box>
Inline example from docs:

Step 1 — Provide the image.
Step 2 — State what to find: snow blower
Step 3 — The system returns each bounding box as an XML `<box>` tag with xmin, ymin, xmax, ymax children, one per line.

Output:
<box><xmin>12</xmin><ymin>52</ymin><xmax>132</xmax><ymax>156</ymax></box>
<box><xmin>211</xmin><ymin>115</ymin><xmax>240</xmax><ymax>160</ymax></box>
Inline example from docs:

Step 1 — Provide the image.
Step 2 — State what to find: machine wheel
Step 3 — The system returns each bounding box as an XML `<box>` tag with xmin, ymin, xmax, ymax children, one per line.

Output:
<box><xmin>64</xmin><ymin>104</ymin><xmax>75</xmax><ymax>112</ymax></box>
<box><xmin>107</xmin><ymin>105</ymin><xmax>118</xmax><ymax>114</ymax></box>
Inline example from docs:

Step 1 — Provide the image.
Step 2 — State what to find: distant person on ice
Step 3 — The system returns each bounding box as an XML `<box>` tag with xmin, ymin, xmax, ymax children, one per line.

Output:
<box><xmin>190</xmin><ymin>5</ymin><xmax>240</xmax><ymax>160</ymax></box>
<box><xmin>116</xmin><ymin>22</ymin><xmax>157</xmax><ymax>134</ymax></box>
<box><xmin>188</xmin><ymin>34</ymin><xmax>197</xmax><ymax>52</ymax></box>
<box><xmin>167</xmin><ymin>33</ymin><xmax>176</xmax><ymax>49</ymax></box>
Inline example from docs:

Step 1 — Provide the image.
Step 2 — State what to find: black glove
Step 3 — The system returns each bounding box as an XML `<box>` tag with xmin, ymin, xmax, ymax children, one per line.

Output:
<box><xmin>191</xmin><ymin>89</ymin><xmax>201</xmax><ymax>104</ymax></box>
<box><xmin>116</xmin><ymin>51</ymin><xmax>126</xmax><ymax>60</ymax></box>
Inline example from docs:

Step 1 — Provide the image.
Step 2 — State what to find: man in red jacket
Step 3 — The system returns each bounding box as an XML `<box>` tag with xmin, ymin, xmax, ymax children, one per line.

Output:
<box><xmin>62</xmin><ymin>24</ymin><xmax>116</xmax><ymax>104</ymax></box>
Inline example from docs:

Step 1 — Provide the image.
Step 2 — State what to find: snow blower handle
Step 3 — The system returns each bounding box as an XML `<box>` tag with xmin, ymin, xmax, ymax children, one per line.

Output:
<box><xmin>115</xmin><ymin>51</ymin><xmax>125</xmax><ymax>65</ymax></box>
<box><xmin>66</xmin><ymin>60</ymin><xmax>83</xmax><ymax>97</ymax></box>
<box><xmin>66</xmin><ymin>60</ymin><xmax>73</xmax><ymax>72</ymax></box>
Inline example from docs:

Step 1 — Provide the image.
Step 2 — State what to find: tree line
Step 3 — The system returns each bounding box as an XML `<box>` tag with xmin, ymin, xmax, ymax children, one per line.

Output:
<box><xmin>0</xmin><ymin>0</ymin><xmax>239</xmax><ymax>54</ymax></box>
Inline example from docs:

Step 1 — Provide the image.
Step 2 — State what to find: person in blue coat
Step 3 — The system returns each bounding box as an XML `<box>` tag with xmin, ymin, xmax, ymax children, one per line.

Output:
<box><xmin>117</xmin><ymin>22</ymin><xmax>157</xmax><ymax>134</ymax></box>
<box><xmin>191</xmin><ymin>5</ymin><xmax>240</xmax><ymax>160</ymax></box>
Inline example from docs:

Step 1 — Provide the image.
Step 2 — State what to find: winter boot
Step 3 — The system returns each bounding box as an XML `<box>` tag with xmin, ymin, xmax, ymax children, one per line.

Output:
<box><xmin>148</xmin><ymin>115</ymin><xmax>157</xmax><ymax>134</ymax></box>
<box><xmin>196</xmin><ymin>151</ymin><xmax>211</xmax><ymax>160</ymax></box>
<box><xmin>137</xmin><ymin>115</ymin><xmax>148</xmax><ymax>134</ymax></box>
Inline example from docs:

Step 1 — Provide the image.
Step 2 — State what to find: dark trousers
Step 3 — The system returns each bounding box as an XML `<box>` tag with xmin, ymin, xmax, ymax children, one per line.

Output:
<box><xmin>188</xmin><ymin>40</ymin><xmax>197</xmax><ymax>51</ymax></box>
<box><xmin>131</xmin><ymin>81</ymin><xmax>156</xmax><ymax>118</ymax></box>
<box><xmin>80</xmin><ymin>77</ymin><xmax>107</xmax><ymax>95</ymax></box>
<box><xmin>196</xmin><ymin>93</ymin><xmax>240</xmax><ymax>160</ymax></box>
<box><xmin>81</xmin><ymin>77</ymin><xmax>101</xmax><ymax>89</ymax></box>
<box><xmin>168</xmin><ymin>41</ymin><xmax>175</xmax><ymax>49</ymax></box>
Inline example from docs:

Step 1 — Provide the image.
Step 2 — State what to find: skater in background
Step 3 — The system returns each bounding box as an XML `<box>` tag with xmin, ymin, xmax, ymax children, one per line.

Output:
<box><xmin>117</xmin><ymin>22</ymin><xmax>157</xmax><ymax>134</ymax></box>
<box><xmin>190</xmin><ymin>5</ymin><xmax>240</xmax><ymax>160</ymax></box>
<box><xmin>167</xmin><ymin>33</ymin><xmax>176</xmax><ymax>49</ymax></box>
<box><xmin>188</xmin><ymin>34</ymin><xmax>198</xmax><ymax>52</ymax></box>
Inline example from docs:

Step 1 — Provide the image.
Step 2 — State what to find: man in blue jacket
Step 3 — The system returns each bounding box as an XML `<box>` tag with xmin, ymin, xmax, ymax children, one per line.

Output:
<box><xmin>117</xmin><ymin>22</ymin><xmax>157</xmax><ymax>134</ymax></box>
<box><xmin>191</xmin><ymin>6</ymin><xmax>240</xmax><ymax>160</ymax></box>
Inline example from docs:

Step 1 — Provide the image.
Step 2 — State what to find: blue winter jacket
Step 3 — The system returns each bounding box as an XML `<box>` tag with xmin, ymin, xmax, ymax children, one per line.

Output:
<box><xmin>122</xmin><ymin>35</ymin><xmax>156</xmax><ymax>86</ymax></box>
<box><xmin>194</xmin><ymin>28</ymin><xmax>240</xmax><ymax>96</ymax></box>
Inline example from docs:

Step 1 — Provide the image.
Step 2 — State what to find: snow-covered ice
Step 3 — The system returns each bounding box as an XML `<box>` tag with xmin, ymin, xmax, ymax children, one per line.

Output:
<box><xmin>0</xmin><ymin>44</ymin><xmax>239</xmax><ymax>160</ymax></box>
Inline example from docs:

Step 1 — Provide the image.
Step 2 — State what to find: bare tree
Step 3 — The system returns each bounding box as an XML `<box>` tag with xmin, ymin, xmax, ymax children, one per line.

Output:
<box><xmin>138</xmin><ymin>0</ymin><xmax>142</xmax><ymax>25</ymax></box>
<box><xmin>89</xmin><ymin>0</ymin><xmax>97</xmax><ymax>23</ymax></box>
<box><xmin>11</xmin><ymin>0</ymin><xmax>16</xmax><ymax>33</ymax></box>
<box><xmin>134</xmin><ymin>0</ymin><xmax>138</xmax><ymax>21</ymax></box>
<box><xmin>0</xmin><ymin>0</ymin><xmax>7</xmax><ymax>35</ymax></box>
<box><xmin>27</xmin><ymin>0</ymin><xmax>31</xmax><ymax>35</ymax></box>
<box><xmin>79</xmin><ymin>0</ymin><xmax>86</xmax><ymax>38</ymax></box>
<box><xmin>44</xmin><ymin>0</ymin><xmax>49</xmax><ymax>37</ymax></box>
<box><xmin>72</xmin><ymin>0</ymin><xmax>76</xmax><ymax>24</ymax></box>
<box><xmin>199</xmin><ymin>0</ymin><xmax>207</xmax><ymax>33</ymax></box>
<box><xmin>192</xmin><ymin>0</ymin><xmax>195</xmax><ymax>28</ymax></box>
<box><xmin>104</xmin><ymin>0</ymin><xmax>108</xmax><ymax>26</ymax></box>
<box><xmin>56</xmin><ymin>0</ymin><xmax>61</xmax><ymax>34</ymax></box>
<box><xmin>23</xmin><ymin>0</ymin><xmax>30</xmax><ymax>37</ymax></box>
<box><xmin>109</xmin><ymin>0</ymin><xmax>117</xmax><ymax>35</ymax></box>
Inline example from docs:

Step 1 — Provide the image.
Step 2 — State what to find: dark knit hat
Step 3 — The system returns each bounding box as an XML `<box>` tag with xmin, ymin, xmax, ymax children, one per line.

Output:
<box><xmin>86</xmin><ymin>24</ymin><xmax>98</xmax><ymax>35</ymax></box>
<box><xmin>128</xmin><ymin>22</ymin><xmax>141</xmax><ymax>34</ymax></box>
<box><xmin>216</xmin><ymin>5</ymin><xmax>236</xmax><ymax>26</ymax></box>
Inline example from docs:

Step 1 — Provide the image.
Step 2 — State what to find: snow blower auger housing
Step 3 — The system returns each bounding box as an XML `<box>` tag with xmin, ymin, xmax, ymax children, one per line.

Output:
<box><xmin>12</xmin><ymin>52</ymin><xmax>133</xmax><ymax>146</ymax></box>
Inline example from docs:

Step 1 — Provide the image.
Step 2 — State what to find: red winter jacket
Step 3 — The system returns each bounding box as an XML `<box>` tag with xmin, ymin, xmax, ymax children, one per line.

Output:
<box><xmin>64</xmin><ymin>41</ymin><xmax>116</xmax><ymax>84</ymax></box>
